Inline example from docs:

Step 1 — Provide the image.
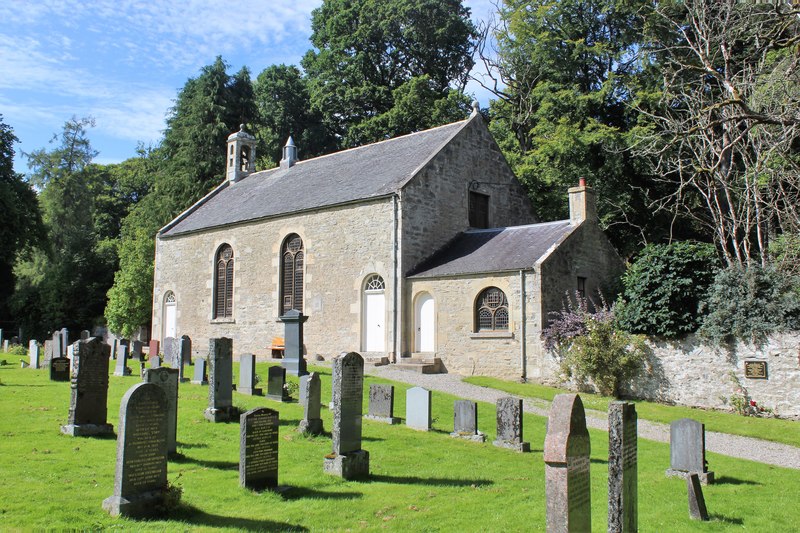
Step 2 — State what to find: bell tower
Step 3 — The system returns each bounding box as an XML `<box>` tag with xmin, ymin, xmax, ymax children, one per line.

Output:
<box><xmin>226</xmin><ymin>124</ymin><xmax>257</xmax><ymax>183</ymax></box>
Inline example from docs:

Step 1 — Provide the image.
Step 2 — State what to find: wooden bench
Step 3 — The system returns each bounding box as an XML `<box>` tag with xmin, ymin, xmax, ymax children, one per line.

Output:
<box><xmin>269</xmin><ymin>337</ymin><xmax>285</xmax><ymax>358</ymax></box>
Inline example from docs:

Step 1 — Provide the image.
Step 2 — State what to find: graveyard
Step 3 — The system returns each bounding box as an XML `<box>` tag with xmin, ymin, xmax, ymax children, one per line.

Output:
<box><xmin>1</xmin><ymin>349</ymin><xmax>798</xmax><ymax>531</ymax></box>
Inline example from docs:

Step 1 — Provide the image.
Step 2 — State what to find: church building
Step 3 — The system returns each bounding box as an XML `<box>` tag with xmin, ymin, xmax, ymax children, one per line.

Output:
<box><xmin>152</xmin><ymin>106</ymin><xmax>623</xmax><ymax>380</ymax></box>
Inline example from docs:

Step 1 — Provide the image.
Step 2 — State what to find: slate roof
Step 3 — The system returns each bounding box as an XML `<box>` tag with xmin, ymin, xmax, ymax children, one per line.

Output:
<box><xmin>160</xmin><ymin>118</ymin><xmax>471</xmax><ymax>237</ymax></box>
<box><xmin>408</xmin><ymin>220</ymin><xmax>576</xmax><ymax>278</ymax></box>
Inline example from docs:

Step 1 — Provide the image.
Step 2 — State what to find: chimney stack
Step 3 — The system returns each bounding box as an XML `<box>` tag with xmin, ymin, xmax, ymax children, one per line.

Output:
<box><xmin>568</xmin><ymin>178</ymin><xmax>597</xmax><ymax>225</ymax></box>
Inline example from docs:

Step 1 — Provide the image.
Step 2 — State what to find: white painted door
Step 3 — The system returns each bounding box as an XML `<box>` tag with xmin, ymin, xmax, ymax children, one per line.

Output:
<box><xmin>364</xmin><ymin>292</ymin><xmax>385</xmax><ymax>352</ymax></box>
<box><xmin>415</xmin><ymin>293</ymin><xmax>435</xmax><ymax>352</ymax></box>
<box><xmin>164</xmin><ymin>302</ymin><xmax>177</xmax><ymax>339</ymax></box>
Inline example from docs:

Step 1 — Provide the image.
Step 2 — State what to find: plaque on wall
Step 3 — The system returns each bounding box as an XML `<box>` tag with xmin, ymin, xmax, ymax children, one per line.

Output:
<box><xmin>744</xmin><ymin>360</ymin><xmax>767</xmax><ymax>379</ymax></box>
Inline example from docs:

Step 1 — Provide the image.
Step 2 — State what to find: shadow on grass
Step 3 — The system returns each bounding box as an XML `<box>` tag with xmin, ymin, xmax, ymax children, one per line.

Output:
<box><xmin>590</xmin><ymin>458</ymin><xmax>608</xmax><ymax>465</ymax></box>
<box><xmin>710</xmin><ymin>514</ymin><xmax>744</xmax><ymax>525</ymax></box>
<box><xmin>365</xmin><ymin>474</ymin><xmax>494</xmax><ymax>487</ymax></box>
<box><xmin>171</xmin><ymin>454</ymin><xmax>237</xmax><ymax>470</ymax></box>
<box><xmin>361</xmin><ymin>436</ymin><xmax>385</xmax><ymax>442</ymax></box>
<box><xmin>173</xmin><ymin>503</ymin><xmax>308</xmax><ymax>532</ymax></box>
<box><xmin>178</xmin><ymin>442</ymin><xmax>209</xmax><ymax>450</ymax></box>
<box><xmin>281</xmin><ymin>487</ymin><xmax>363</xmax><ymax>501</ymax></box>
<box><xmin>279</xmin><ymin>418</ymin><xmax>302</xmax><ymax>427</ymax></box>
<box><xmin>714</xmin><ymin>475</ymin><xmax>761</xmax><ymax>486</ymax></box>
<box><xmin>4</xmin><ymin>383</ymin><xmax>51</xmax><ymax>387</ymax></box>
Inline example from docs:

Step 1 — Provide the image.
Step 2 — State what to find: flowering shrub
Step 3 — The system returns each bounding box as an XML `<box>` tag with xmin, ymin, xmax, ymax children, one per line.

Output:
<box><xmin>724</xmin><ymin>372</ymin><xmax>774</xmax><ymax>417</ymax></box>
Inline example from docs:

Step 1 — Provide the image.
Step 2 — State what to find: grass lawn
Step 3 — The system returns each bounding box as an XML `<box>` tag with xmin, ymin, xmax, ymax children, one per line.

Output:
<box><xmin>0</xmin><ymin>354</ymin><xmax>798</xmax><ymax>531</ymax></box>
<box><xmin>464</xmin><ymin>376</ymin><xmax>800</xmax><ymax>448</ymax></box>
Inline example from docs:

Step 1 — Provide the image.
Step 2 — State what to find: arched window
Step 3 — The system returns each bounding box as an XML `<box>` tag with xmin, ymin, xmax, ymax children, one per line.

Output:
<box><xmin>214</xmin><ymin>244</ymin><xmax>234</xmax><ymax>318</ymax></box>
<box><xmin>281</xmin><ymin>234</ymin><xmax>304</xmax><ymax>314</ymax></box>
<box><xmin>475</xmin><ymin>287</ymin><xmax>509</xmax><ymax>332</ymax></box>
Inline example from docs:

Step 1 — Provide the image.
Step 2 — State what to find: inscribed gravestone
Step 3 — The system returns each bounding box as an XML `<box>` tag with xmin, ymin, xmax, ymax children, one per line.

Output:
<box><xmin>323</xmin><ymin>352</ymin><xmax>369</xmax><ymax>479</ymax></box>
<box><xmin>50</xmin><ymin>357</ymin><xmax>70</xmax><ymax>381</ymax></box>
<box><xmin>204</xmin><ymin>337</ymin><xmax>236</xmax><ymax>422</ymax></box>
<box><xmin>666</xmin><ymin>418</ymin><xmax>714</xmax><ymax>485</ymax></box>
<box><xmin>143</xmin><ymin>367</ymin><xmax>179</xmax><ymax>455</ymax></box>
<box><xmin>28</xmin><ymin>340</ymin><xmax>40</xmax><ymax>369</ymax></box>
<box><xmin>451</xmin><ymin>400</ymin><xmax>485</xmax><ymax>442</ymax></box>
<box><xmin>239</xmin><ymin>353</ymin><xmax>262</xmax><ymax>396</ymax></box>
<box><xmin>114</xmin><ymin>345</ymin><xmax>132</xmax><ymax>376</ymax></box>
<box><xmin>544</xmin><ymin>394</ymin><xmax>591</xmax><ymax>533</ymax></box>
<box><xmin>298</xmin><ymin>372</ymin><xmax>323</xmax><ymax>435</ymax></box>
<box><xmin>162</xmin><ymin>337</ymin><xmax>178</xmax><ymax>367</ymax></box>
<box><xmin>102</xmin><ymin>382</ymin><xmax>168</xmax><ymax>517</ymax></box>
<box><xmin>266</xmin><ymin>365</ymin><xmax>287</xmax><ymax>401</ymax></box>
<box><xmin>61</xmin><ymin>337</ymin><xmax>114</xmax><ymax>436</ymax></box>
<box><xmin>608</xmin><ymin>401</ymin><xmax>638</xmax><ymax>533</ymax></box>
<box><xmin>493</xmin><ymin>397</ymin><xmax>530</xmax><ymax>452</ymax></box>
<box><xmin>192</xmin><ymin>358</ymin><xmax>208</xmax><ymax>385</ymax></box>
<box><xmin>406</xmin><ymin>387</ymin><xmax>431</xmax><ymax>431</ymax></box>
<box><xmin>364</xmin><ymin>384</ymin><xmax>399</xmax><ymax>424</ymax></box>
<box><xmin>687</xmin><ymin>473</ymin><xmax>709</xmax><ymax>521</ymax></box>
<box><xmin>239</xmin><ymin>407</ymin><xmax>280</xmax><ymax>490</ymax></box>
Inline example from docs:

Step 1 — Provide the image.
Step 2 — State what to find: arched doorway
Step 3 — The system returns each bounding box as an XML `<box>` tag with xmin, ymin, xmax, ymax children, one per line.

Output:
<box><xmin>163</xmin><ymin>291</ymin><xmax>177</xmax><ymax>340</ymax></box>
<box><xmin>414</xmin><ymin>292</ymin><xmax>435</xmax><ymax>352</ymax></box>
<box><xmin>362</xmin><ymin>274</ymin><xmax>385</xmax><ymax>352</ymax></box>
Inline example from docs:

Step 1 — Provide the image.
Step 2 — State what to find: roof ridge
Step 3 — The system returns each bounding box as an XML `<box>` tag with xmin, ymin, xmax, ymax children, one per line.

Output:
<box><xmin>464</xmin><ymin>219</ymin><xmax>571</xmax><ymax>234</ymax></box>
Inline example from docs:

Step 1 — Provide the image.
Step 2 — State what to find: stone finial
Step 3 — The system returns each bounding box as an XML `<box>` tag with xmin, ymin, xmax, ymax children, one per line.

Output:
<box><xmin>471</xmin><ymin>100</ymin><xmax>480</xmax><ymax>116</ymax></box>
<box><xmin>280</xmin><ymin>136</ymin><xmax>298</xmax><ymax>170</ymax></box>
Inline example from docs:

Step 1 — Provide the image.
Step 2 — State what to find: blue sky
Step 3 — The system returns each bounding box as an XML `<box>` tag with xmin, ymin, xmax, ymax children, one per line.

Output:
<box><xmin>2</xmin><ymin>0</ymin><xmax>497</xmax><ymax>174</ymax></box>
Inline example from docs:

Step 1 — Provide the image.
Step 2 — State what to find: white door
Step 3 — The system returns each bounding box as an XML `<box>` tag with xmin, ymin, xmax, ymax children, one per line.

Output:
<box><xmin>364</xmin><ymin>292</ymin><xmax>385</xmax><ymax>352</ymax></box>
<box><xmin>164</xmin><ymin>292</ymin><xmax>177</xmax><ymax>339</ymax></box>
<box><xmin>415</xmin><ymin>293</ymin><xmax>435</xmax><ymax>352</ymax></box>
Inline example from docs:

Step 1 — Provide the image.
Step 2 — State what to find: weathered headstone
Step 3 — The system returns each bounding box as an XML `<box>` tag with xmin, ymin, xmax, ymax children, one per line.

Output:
<box><xmin>666</xmin><ymin>418</ymin><xmax>714</xmax><ymax>485</ymax></box>
<box><xmin>406</xmin><ymin>387</ymin><xmax>432</xmax><ymax>431</ymax></box>
<box><xmin>544</xmin><ymin>394</ymin><xmax>591</xmax><ymax>533</ymax></box>
<box><xmin>149</xmin><ymin>353</ymin><xmax>161</xmax><ymax>369</ymax></box>
<box><xmin>266</xmin><ymin>365</ymin><xmax>288</xmax><ymax>402</ymax></box>
<box><xmin>687</xmin><ymin>472</ymin><xmax>709</xmax><ymax>521</ymax></box>
<box><xmin>191</xmin><ymin>358</ymin><xmax>208</xmax><ymax>385</ymax></box>
<box><xmin>239</xmin><ymin>407</ymin><xmax>280</xmax><ymax>491</ymax></box>
<box><xmin>180</xmin><ymin>335</ymin><xmax>192</xmax><ymax>365</ymax></box>
<box><xmin>203</xmin><ymin>337</ymin><xmax>237</xmax><ymax>422</ymax></box>
<box><xmin>130</xmin><ymin>340</ymin><xmax>143</xmax><ymax>361</ymax></box>
<box><xmin>60</xmin><ymin>327</ymin><xmax>69</xmax><ymax>356</ymax></box>
<box><xmin>67</xmin><ymin>343</ymin><xmax>76</xmax><ymax>374</ymax></box>
<box><xmin>61</xmin><ymin>337</ymin><xmax>114</xmax><ymax>436</ymax></box>
<box><xmin>143</xmin><ymin>367</ymin><xmax>179</xmax><ymax>456</ymax></box>
<box><xmin>451</xmin><ymin>400</ymin><xmax>485</xmax><ymax>442</ymax></box>
<box><xmin>162</xmin><ymin>337</ymin><xmax>178</xmax><ymax>367</ymax></box>
<box><xmin>608</xmin><ymin>401</ymin><xmax>638</xmax><ymax>533</ymax></box>
<box><xmin>148</xmin><ymin>339</ymin><xmax>160</xmax><ymax>360</ymax></box>
<box><xmin>323</xmin><ymin>352</ymin><xmax>369</xmax><ymax>479</ymax></box>
<box><xmin>114</xmin><ymin>345</ymin><xmax>132</xmax><ymax>376</ymax></box>
<box><xmin>364</xmin><ymin>384</ymin><xmax>399</xmax><ymax>424</ymax></box>
<box><xmin>298</xmin><ymin>372</ymin><xmax>323</xmax><ymax>435</ymax></box>
<box><xmin>28</xmin><ymin>340</ymin><xmax>40</xmax><ymax>369</ymax></box>
<box><xmin>102</xmin><ymin>382</ymin><xmax>168</xmax><ymax>517</ymax></box>
<box><xmin>52</xmin><ymin>331</ymin><xmax>62</xmax><ymax>359</ymax></box>
<box><xmin>49</xmin><ymin>357</ymin><xmax>70</xmax><ymax>381</ymax></box>
<box><xmin>43</xmin><ymin>340</ymin><xmax>54</xmax><ymax>367</ymax></box>
<box><xmin>493</xmin><ymin>397</ymin><xmax>530</xmax><ymax>452</ymax></box>
<box><xmin>238</xmin><ymin>353</ymin><xmax>262</xmax><ymax>395</ymax></box>
<box><xmin>280</xmin><ymin>309</ymin><xmax>308</xmax><ymax>376</ymax></box>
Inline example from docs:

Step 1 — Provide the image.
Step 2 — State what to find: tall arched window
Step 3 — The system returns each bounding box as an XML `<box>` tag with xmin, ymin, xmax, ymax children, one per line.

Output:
<box><xmin>281</xmin><ymin>234</ymin><xmax>304</xmax><ymax>314</ymax></box>
<box><xmin>475</xmin><ymin>287</ymin><xmax>509</xmax><ymax>332</ymax></box>
<box><xmin>214</xmin><ymin>244</ymin><xmax>234</xmax><ymax>318</ymax></box>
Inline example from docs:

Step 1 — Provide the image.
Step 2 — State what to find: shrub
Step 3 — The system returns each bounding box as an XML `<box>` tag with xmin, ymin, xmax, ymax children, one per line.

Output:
<box><xmin>700</xmin><ymin>265</ymin><xmax>800</xmax><ymax>345</ymax></box>
<box><xmin>616</xmin><ymin>242</ymin><xmax>719</xmax><ymax>337</ymax></box>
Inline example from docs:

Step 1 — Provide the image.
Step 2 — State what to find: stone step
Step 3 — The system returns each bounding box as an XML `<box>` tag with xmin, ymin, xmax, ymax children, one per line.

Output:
<box><xmin>393</xmin><ymin>357</ymin><xmax>443</xmax><ymax>374</ymax></box>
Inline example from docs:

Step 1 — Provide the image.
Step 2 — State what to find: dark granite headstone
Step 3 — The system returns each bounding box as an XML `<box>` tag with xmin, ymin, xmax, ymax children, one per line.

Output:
<box><xmin>666</xmin><ymin>418</ymin><xmax>714</xmax><ymax>484</ymax></box>
<box><xmin>238</xmin><ymin>353</ymin><xmax>262</xmax><ymax>395</ymax></box>
<box><xmin>143</xmin><ymin>367</ymin><xmax>179</xmax><ymax>455</ymax></box>
<box><xmin>451</xmin><ymin>400</ymin><xmax>485</xmax><ymax>442</ymax></box>
<box><xmin>102</xmin><ymin>382</ymin><xmax>168</xmax><ymax>517</ymax></box>
<box><xmin>130</xmin><ymin>340</ymin><xmax>143</xmax><ymax>361</ymax></box>
<box><xmin>279</xmin><ymin>310</ymin><xmax>308</xmax><ymax>376</ymax></box>
<box><xmin>204</xmin><ymin>337</ymin><xmax>236</xmax><ymax>422</ymax></box>
<box><xmin>239</xmin><ymin>407</ymin><xmax>279</xmax><ymax>490</ymax></box>
<box><xmin>324</xmin><ymin>352</ymin><xmax>369</xmax><ymax>479</ymax></box>
<box><xmin>544</xmin><ymin>394</ymin><xmax>591</xmax><ymax>533</ymax></box>
<box><xmin>493</xmin><ymin>397</ymin><xmax>529</xmax><ymax>452</ymax></box>
<box><xmin>687</xmin><ymin>472</ymin><xmax>709</xmax><ymax>520</ymax></box>
<box><xmin>111</xmin><ymin>338</ymin><xmax>118</xmax><ymax>360</ymax></box>
<box><xmin>364</xmin><ymin>384</ymin><xmax>399</xmax><ymax>424</ymax></box>
<box><xmin>406</xmin><ymin>387</ymin><xmax>432</xmax><ymax>431</ymax></box>
<box><xmin>191</xmin><ymin>358</ymin><xmax>208</xmax><ymax>385</ymax></box>
<box><xmin>608</xmin><ymin>401</ymin><xmax>638</xmax><ymax>533</ymax></box>
<box><xmin>114</xmin><ymin>345</ymin><xmax>132</xmax><ymax>376</ymax></box>
<box><xmin>266</xmin><ymin>365</ymin><xmax>288</xmax><ymax>401</ymax></box>
<box><xmin>61</xmin><ymin>338</ymin><xmax>114</xmax><ymax>436</ymax></box>
<box><xmin>162</xmin><ymin>337</ymin><xmax>178</xmax><ymax>367</ymax></box>
<box><xmin>50</xmin><ymin>357</ymin><xmax>70</xmax><ymax>381</ymax></box>
<box><xmin>180</xmin><ymin>335</ymin><xmax>192</xmax><ymax>365</ymax></box>
<box><xmin>298</xmin><ymin>372</ymin><xmax>323</xmax><ymax>435</ymax></box>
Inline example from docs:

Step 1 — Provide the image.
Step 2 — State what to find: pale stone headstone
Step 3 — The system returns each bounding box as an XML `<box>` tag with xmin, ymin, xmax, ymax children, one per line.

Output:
<box><xmin>191</xmin><ymin>358</ymin><xmax>208</xmax><ymax>385</ymax></box>
<box><xmin>239</xmin><ymin>407</ymin><xmax>279</xmax><ymax>490</ymax></box>
<box><xmin>364</xmin><ymin>384</ymin><xmax>399</xmax><ymax>424</ymax></box>
<box><xmin>43</xmin><ymin>340</ymin><xmax>54</xmax><ymax>367</ymax></box>
<box><xmin>60</xmin><ymin>328</ymin><xmax>69</xmax><ymax>356</ymax></box>
<box><xmin>204</xmin><ymin>337</ymin><xmax>237</xmax><ymax>422</ymax></box>
<box><xmin>451</xmin><ymin>400</ymin><xmax>485</xmax><ymax>442</ymax></box>
<box><xmin>143</xmin><ymin>367</ymin><xmax>179</xmax><ymax>456</ymax></box>
<box><xmin>406</xmin><ymin>387</ymin><xmax>432</xmax><ymax>431</ymax></box>
<box><xmin>280</xmin><ymin>309</ymin><xmax>308</xmax><ymax>376</ymax></box>
<box><xmin>298</xmin><ymin>372</ymin><xmax>323</xmax><ymax>435</ymax></box>
<box><xmin>114</xmin><ymin>345</ymin><xmax>132</xmax><ymax>376</ymax></box>
<box><xmin>323</xmin><ymin>352</ymin><xmax>369</xmax><ymax>479</ymax></box>
<box><xmin>608</xmin><ymin>401</ymin><xmax>637</xmax><ymax>533</ymax></box>
<box><xmin>2</xmin><ymin>339</ymin><xmax>8</xmax><ymax>352</ymax></box>
<box><xmin>544</xmin><ymin>393</ymin><xmax>591</xmax><ymax>533</ymax></box>
<box><xmin>149</xmin><ymin>353</ymin><xmax>161</xmax><ymax>369</ymax></box>
<box><xmin>51</xmin><ymin>332</ymin><xmax>61</xmax><ymax>359</ymax></box>
<box><xmin>180</xmin><ymin>335</ymin><xmax>192</xmax><ymax>365</ymax></box>
<box><xmin>162</xmin><ymin>337</ymin><xmax>178</xmax><ymax>367</ymax></box>
<box><xmin>28</xmin><ymin>340</ymin><xmax>40</xmax><ymax>369</ymax></box>
<box><xmin>493</xmin><ymin>397</ymin><xmax>530</xmax><ymax>452</ymax></box>
<box><xmin>102</xmin><ymin>382</ymin><xmax>168</xmax><ymax>517</ymax></box>
<box><xmin>49</xmin><ymin>357</ymin><xmax>70</xmax><ymax>381</ymax></box>
<box><xmin>687</xmin><ymin>472</ymin><xmax>709</xmax><ymax>521</ymax></box>
<box><xmin>67</xmin><ymin>343</ymin><xmax>75</xmax><ymax>374</ymax></box>
<box><xmin>61</xmin><ymin>337</ymin><xmax>114</xmax><ymax>436</ymax></box>
<box><xmin>238</xmin><ymin>353</ymin><xmax>262</xmax><ymax>395</ymax></box>
<box><xmin>266</xmin><ymin>365</ymin><xmax>288</xmax><ymax>402</ymax></box>
<box><xmin>666</xmin><ymin>418</ymin><xmax>714</xmax><ymax>484</ymax></box>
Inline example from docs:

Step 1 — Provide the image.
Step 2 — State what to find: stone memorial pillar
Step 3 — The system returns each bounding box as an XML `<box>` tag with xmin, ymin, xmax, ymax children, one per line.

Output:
<box><xmin>406</xmin><ymin>387</ymin><xmax>432</xmax><ymax>431</ymax></box>
<box><xmin>204</xmin><ymin>337</ymin><xmax>237</xmax><ymax>422</ymax></box>
<box><xmin>666</xmin><ymin>418</ymin><xmax>714</xmax><ymax>484</ymax></box>
<box><xmin>544</xmin><ymin>393</ymin><xmax>591</xmax><ymax>533</ymax></box>
<box><xmin>114</xmin><ymin>345</ymin><xmax>132</xmax><ymax>376</ymax></box>
<box><xmin>364</xmin><ymin>384</ymin><xmax>399</xmax><ymax>424</ymax></box>
<box><xmin>323</xmin><ymin>352</ymin><xmax>369</xmax><ymax>479</ymax></box>
<box><xmin>240</xmin><ymin>407</ymin><xmax>280</xmax><ymax>491</ymax></box>
<box><xmin>298</xmin><ymin>372</ymin><xmax>323</xmax><ymax>435</ymax></box>
<box><xmin>493</xmin><ymin>397</ymin><xmax>530</xmax><ymax>452</ymax></box>
<box><xmin>608</xmin><ymin>401</ymin><xmax>637</xmax><ymax>533</ymax></box>
<box><xmin>279</xmin><ymin>309</ymin><xmax>308</xmax><ymax>376</ymax></box>
<box><xmin>450</xmin><ymin>400</ymin><xmax>485</xmax><ymax>442</ymax></box>
<box><xmin>238</xmin><ymin>353</ymin><xmax>262</xmax><ymax>395</ymax></box>
<box><xmin>61</xmin><ymin>337</ymin><xmax>114</xmax><ymax>436</ymax></box>
<box><xmin>143</xmin><ymin>368</ymin><xmax>179</xmax><ymax>456</ymax></box>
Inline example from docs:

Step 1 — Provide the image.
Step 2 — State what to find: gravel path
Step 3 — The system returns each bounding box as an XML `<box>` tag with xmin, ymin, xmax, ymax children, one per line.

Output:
<box><xmin>366</xmin><ymin>365</ymin><xmax>800</xmax><ymax>470</ymax></box>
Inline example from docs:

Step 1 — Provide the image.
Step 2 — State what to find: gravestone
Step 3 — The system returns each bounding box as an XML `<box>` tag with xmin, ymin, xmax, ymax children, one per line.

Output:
<box><xmin>493</xmin><ymin>397</ymin><xmax>530</xmax><ymax>452</ymax></box>
<box><xmin>28</xmin><ymin>340</ymin><xmax>40</xmax><ymax>369</ymax></box>
<box><xmin>43</xmin><ymin>340</ymin><xmax>53</xmax><ymax>368</ymax></box>
<box><xmin>239</xmin><ymin>407</ymin><xmax>280</xmax><ymax>491</ymax></box>
<box><xmin>451</xmin><ymin>400</ymin><xmax>485</xmax><ymax>442</ymax></box>
<box><xmin>143</xmin><ymin>367</ymin><xmax>179</xmax><ymax>456</ymax></box>
<box><xmin>67</xmin><ymin>343</ymin><xmax>76</xmax><ymax>374</ymax></box>
<box><xmin>162</xmin><ymin>337</ymin><xmax>178</xmax><ymax>367</ymax></box>
<box><xmin>203</xmin><ymin>337</ymin><xmax>237</xmax><ymax>422</ymax></box>
<box><xmin>114</xmin><ymin>345</ymin><xmax>132</xmax><ymax>376</ymax></box>
<box><xmin>238</xmin><ymin>353</ymin><xmax>262</xmax><ymax>395</ymax></box>
<box><xmin>2</xmin><ymin>339</ymin><xmax>7</xmax><ymax>352</ymax></box>
<box><xmin>298</xmin><ymin>372</ymin><xmax>323</xmax><ymax>435</ymax></box>
<box><xmin>544</xmin><ymin>394</ymin><xmax>591</xmax><ymax>533</ymax></box>
<box><xmin>110</xmin><ymin>338</ymin><xmax>118</xmax><ymax>360</ymax></box>
<box><xmin>280</xmin><ymin>309</ymin><xmax>308</xmax><ymax>376</ymax></box>
<box><xmin>61</xmin><ymin>337</ymin><xmax>114</xmax><ymax>436</ymax></box>
<box><xmin>608</xmin><ymin>401</ymin><xmax>638</xmax><ymax>533</ymax></box>
<box><xmin>266</xmin><ymin>365</ymin><xmax>288</xmax><ymax>402</ymax></box>
<box><xmin>49</xmin><ymin>357</ymin><xmax>70</xmax><ymax>381</ymax></box>
<box><xmin>180</xmin><ymin>335</ymin><xmax>192</xmax><ymax>365</ymax></box>
<box><xmin>323</xmin><ymin>352</ymin><xmax>369</xmax><ymax>479</ymax></box>
<box><xmin>687</xmin><ymin>473</ymin><xmax>709</xmax><ymax>520</ymax></box>
<box><xmin>364</xmin><ymin>384</ymin><xmax>399</xmax><ymax>424</ymax></box>
<box><xmin>130</xmin><ymin>340</ymin><xmax>143</xmax><ymax>362</ymax></box>
<box><xmin>406</xmin><ymin>387</ymin><xmax>432</xmax><ymax>431</ymax></box>
<box><xmin>191</xmin><ymin>358</ymin><xmax>208</xmax><ymax>385</ymax></box>
<box><xmin>60</xmin><ymin>327</ymin><xmax>69</xmax><ymax>355</ymax></box>
<box><xmin>666</xmin><ymin>418</ymin><xmax>714</xmax><ymax>484</ymax></box>
<box><xmin>51</xmin><ymin>332</ymin><xmax>62</xmax><ymax>359</ymax></box>
<box><xmin>149</xmin><ymin>353</ymin><xmax>161</xmax><ymax>369</ymax></box>
<box><xmin>102</xmin><ymin>382</ymin><xmax>168</xmax><ymax>517</ymax></box>
<box><xmin>148</xmin><ymin>339</ymin><xmax>160</xmax><ymax>359</ymax></box>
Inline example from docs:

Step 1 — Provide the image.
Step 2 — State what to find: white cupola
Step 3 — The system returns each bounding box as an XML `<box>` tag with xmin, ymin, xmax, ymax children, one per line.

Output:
<box><xmin>226</xmin><ymin>124</ymin><xmax>257</xmax><ymax>183</ymax></box>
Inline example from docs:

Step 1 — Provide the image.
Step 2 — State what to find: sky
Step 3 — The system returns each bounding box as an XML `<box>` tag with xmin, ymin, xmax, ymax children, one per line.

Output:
<box><xmin>1</xmin><ymin>0</ymin><xmax>498</xmax><ymax>173</ymax></box>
